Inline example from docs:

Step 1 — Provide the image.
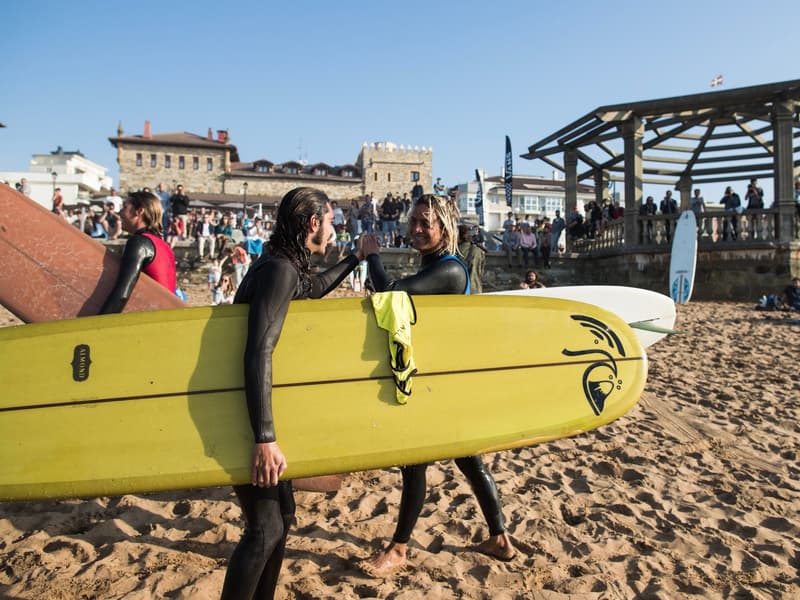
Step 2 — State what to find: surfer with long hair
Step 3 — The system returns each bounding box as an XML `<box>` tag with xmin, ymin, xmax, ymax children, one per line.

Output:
<box><xmin>221</xmin><ymin>187</ymin><xmax>364</xmax><ymax>600</ymax></box>
<box><xmin>359</xmin><ymin>194</ymin><xmax>515</xmax><ymax>575</ymax></box>
<box><xmin>99</xmin><ymin>191</ymin><xmax>177</xmax><ymax>314</ymax></box>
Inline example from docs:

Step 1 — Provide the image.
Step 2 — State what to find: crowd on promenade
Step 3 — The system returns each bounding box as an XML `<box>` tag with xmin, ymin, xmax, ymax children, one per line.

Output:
<box><xmin>499</xmin><ymin>211</ymin><xmax>565</xmax><ymax>270</ymax></box>
<box><xmin>565</xmin><ymin>177</ymin><xmax>800</xmax><ymax>244</ymax></box>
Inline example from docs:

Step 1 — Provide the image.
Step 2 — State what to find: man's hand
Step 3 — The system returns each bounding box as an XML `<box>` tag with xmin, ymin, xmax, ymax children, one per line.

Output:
<box><xmin>356</xmin><ymin>234</ymin><xmax>381</xmax><ymax>260</ymax></box>
<box><xmin>251</xmin><ymin>442</ymin><xmax>287</xmax><ymax>487</ymax></box>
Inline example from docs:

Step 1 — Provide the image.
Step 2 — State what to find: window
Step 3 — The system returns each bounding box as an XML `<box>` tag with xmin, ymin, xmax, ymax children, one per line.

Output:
<box><xmin>150</xmin><ymin>154</ymin><xmax>157</xmax><ymax>168</ymax></box>
<box><xmin>193</xmin><ymin>157</ymin><xmax>199</xmax><ymax>170</ymax></box>
<box><xmin>313</xmin><ymin>167</ymin><xmax>327</xmax><ymax>176</ymax></box>
<box><xmin>411</xmin><ymin>171</ymin><xmax>420</xmax><ymax>182</ymax></box>
<box><xmin>136</xmin><ymin>153</ymin><xmax>142</xmax><ymax>167</ymax></box>
<box><xmin>165</xmin><ymin>155</ymin><xmax>171</xmax><ymax>168</ymax></box>
<box><xmin>342</xmin><ymin>169</ymin><xmax>354</xmax><ymax>177</ymax></box>
<box><xmin>387</xmin><ymin>173</ymin><xmax>391</xmax><ymax>182</ymax></box>
<box><xmin>207</xmin><ymin>158</ymin><xmax>213</xmax><ymax>171</ymax></box>
<box><xmin>257</xmin><ymin>164</ymin><xmax>269</xmax><ymax>173</ymax></box>
<box><xmin>373</xmin><ymin>172</ymin><xmax>378</xmax><ymax>182</ymax></box>
<box><xmin>285</xmin><ymin>166</ymin><xmax>298</xmax><ymax>174</ymax></box>
<box><xmin>521</xmin><ymin>196</ymin><xmax>537</xmax><ymax>213</ymax></box>
<box><xmin>179</xmin><ymin>156</ymin><xmax>185</xmax><ymax>170</ymax></box>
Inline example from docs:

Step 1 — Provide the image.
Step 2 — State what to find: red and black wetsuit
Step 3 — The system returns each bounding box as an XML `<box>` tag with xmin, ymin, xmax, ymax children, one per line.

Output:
<box><xmin>99</xmin><ymin>229</ymin><xmax>177</xmax><ymax>314</ymax></box>
<box><xmin>366</xmin><ymin>248</ymin><xmax>506</xmax><ymax>545</ymax></box>
<box><xmin>220</xmin><ymin>251</ymin><xmax>358</xmax><ymax>599</ymax></box>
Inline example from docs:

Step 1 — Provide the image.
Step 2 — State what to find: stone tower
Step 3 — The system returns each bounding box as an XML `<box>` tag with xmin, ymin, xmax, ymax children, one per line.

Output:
<box><xmin>357</xmin><ymin>142</ymin><xmax>433</xmax><ymax>198</ymax></box>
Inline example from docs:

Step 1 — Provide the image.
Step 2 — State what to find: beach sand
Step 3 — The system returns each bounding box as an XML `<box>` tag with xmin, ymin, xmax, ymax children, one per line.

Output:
<box><xmin>1</xmin><ymin>289</ymin><xmax>798</xmax><ymax>599</ymax></box>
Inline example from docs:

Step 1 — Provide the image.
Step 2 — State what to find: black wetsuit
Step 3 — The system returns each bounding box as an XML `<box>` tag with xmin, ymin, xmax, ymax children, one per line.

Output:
<box><xmin>366</xmin><ymin>249</ymin><xmax>506</xmax><ymax>544</ymax></box>
<box><xmin>221</xmin><ymin>251</ymin><xmax>357</xmax><ymax>600</ymax></box>
<box><xmin>98</xmin><ymin>231</ymin><xmax>175</xmax><ymax>314</ymax></box>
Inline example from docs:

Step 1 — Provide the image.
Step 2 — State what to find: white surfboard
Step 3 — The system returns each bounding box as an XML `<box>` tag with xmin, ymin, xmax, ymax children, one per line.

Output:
<box><xmin>669</xmin><ymin>211</ymin><xmax>698</xmax><ymax>304</ymax></box>
<box><xmin>489</xmin><ymin>286</ymin><xmax>676</xmax><ymax>348</ymax></box>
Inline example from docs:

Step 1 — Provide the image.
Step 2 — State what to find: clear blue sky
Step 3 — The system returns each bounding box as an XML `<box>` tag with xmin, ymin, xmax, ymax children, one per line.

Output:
<box><xmin>2</xmin><ymin>0</ymin><xmax>797</xmax><ymax>202</ymax></box>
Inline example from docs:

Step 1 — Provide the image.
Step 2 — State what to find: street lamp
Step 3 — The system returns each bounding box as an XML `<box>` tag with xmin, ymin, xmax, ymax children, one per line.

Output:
<box><xmin>242</xmin><ymin>181</ymin><xmax>248</xmax><ymax>217</ymax></box>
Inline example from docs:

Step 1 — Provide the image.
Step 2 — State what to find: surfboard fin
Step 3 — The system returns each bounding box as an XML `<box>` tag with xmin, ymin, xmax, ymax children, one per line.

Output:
<box><xmin>628</xmin><ymin>320</ymin><xmax>684</xmax><ymax>336</ymax></box>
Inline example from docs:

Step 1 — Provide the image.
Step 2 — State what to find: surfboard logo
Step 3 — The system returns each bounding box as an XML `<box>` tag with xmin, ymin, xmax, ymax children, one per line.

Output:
<box><xmin>71</xmin><ymin>344</ymin><xmax>92</xmax><ymax>382</ymax></box>
<box><xmin>562</xmin><ymin>316</ymin><xmax>626</xmax><ymax>416</ymax></box>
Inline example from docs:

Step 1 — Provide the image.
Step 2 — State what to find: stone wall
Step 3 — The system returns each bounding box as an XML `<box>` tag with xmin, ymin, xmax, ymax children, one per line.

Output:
<box><xmin>104</xmin><ymin>240</ymin><xmax>799</xmax><ymax>301</ymax></box>
<box><xmin>116</xmin><ymin>144</ymin><xmax>227</xmax><ymax>194</ymax></box>
<box><xmin>222</xmin><ymin>177</ymin><xmax>364</xmax><ymax>202</ymax></box>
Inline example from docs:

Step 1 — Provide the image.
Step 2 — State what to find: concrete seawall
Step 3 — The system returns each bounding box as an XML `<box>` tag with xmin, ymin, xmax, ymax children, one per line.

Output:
<box><xmin>102</xmin><ymin>240</ymin><xmax>799</xmax><ymax>301</ymax></box>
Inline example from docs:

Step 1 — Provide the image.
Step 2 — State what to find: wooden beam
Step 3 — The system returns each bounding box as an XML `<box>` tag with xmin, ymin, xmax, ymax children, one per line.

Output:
<box><xmin>692</xmin><ymin>172</ymin><xmax>773</xmax><ymax>185</ymax></box>
<box><xmin>597</xmin><ymin>142</ymin><xmax>618</xmax><ymax>158</ymax></box>
<box><xmin>702</xmin><ymin>140</ymin><xmax>767</xmax><ymax>152</ymax></box>
<box><xmin>642</xmin><ymin>154</ymin><xmax>693</xmax><ymax>164</ymax></box>
<box><xmin>649</xmin><ymin>143</ymin><xmax>696</xmax><ymax>153</ymax></box>
<box><xmin>524</xmin><ymin>113</ymin><xmax>596</xmax><ymax>155</ymax></box>
<box><xmin>684</xmin><ymin>126</ymin><xmax>715</xmax><ymax>172</ymax></box>
<box><xmin>557</xmin><ymin>118</ymin><xmax>611</xmax><ymax>147</ymax></box>
<box><xmin>736</xmin><ymin>120</ymin><xmax>772</xmax><ymax>153</ymax></box>
<box><xmin>693</xmin><ymin>151</ymin><xmax>771</xmax><ymax>164</ymax></box>
<box><xmin>559</xmin><ymin>121</ymin><xmax>618</xmax><ymax>149</ymax></box>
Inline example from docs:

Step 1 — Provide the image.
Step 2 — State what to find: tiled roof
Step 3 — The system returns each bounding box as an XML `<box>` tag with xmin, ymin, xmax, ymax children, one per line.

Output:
<box><xmin>109</xmin><ymin>131</ymin><xmax>240</xmax><ymax>161</ymax></box>
<box><xmin>228</xmin><ymin>161</ymin><xmax>362</xmax><ymax>181</ymax></box>
<box><xmin>484</xmin><ymin>175</ymin><xmax>594</xmax><ymax>193</ymax></box>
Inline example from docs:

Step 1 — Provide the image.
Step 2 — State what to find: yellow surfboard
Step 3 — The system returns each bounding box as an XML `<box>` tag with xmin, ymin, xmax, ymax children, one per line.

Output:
<box><xmin>0</xmin><ymin>295</ymin><xmax>647</xmax><ymax>501</ymax></box>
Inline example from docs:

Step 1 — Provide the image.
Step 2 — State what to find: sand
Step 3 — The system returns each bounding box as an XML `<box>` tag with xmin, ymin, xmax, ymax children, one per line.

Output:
<box><xmin>1</xmin><ymin>290</ymin><xmax>798</xmax><ymax>599</ymax></box>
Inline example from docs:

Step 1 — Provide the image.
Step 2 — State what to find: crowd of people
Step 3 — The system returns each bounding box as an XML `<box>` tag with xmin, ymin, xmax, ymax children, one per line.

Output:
<box><xmin>500</xmin><ymin>211</ymin><xmax>564</xmax><ymax>269</ymax></box>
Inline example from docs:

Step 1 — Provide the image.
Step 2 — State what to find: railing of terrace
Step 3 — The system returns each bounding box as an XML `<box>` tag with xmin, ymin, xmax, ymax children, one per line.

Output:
<box><xmin>571</xmin><ymin>209</ymin><xmax>796</xmax><ymax>253</ymax></box>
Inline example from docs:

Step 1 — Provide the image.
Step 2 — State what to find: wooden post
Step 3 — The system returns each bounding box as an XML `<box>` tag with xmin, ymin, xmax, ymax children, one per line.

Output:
<box><xmin>772</xmin><ymin>100</ymin><xmax>795</xmax><ymax>241</ymax></box>
<box><xmin>564</xmin><ymin>149</ymin><xmax>578</xmax><ymax>252</ymax></box>
<box><xmin>677</xmin><ymin>174</ymin><xmax>692</xmax><ymax>212</ymax></box>
<box><xmin>622</xmin><ymin>117</ymin><xmax>643</xmax><ymax>248</ymax></box>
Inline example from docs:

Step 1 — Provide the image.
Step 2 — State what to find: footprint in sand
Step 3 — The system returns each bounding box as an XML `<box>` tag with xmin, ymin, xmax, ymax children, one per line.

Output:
<box><xmin>43</xmin><ymin>538</ymin><xmax>95</xmax><ymax>563</ymax></box>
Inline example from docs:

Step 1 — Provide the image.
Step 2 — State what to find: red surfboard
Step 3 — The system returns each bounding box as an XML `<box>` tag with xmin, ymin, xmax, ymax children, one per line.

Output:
<box><xmin>0</xmin><ymin>184</ymin><xmax>184</xmax><ymax>323</ymax></box>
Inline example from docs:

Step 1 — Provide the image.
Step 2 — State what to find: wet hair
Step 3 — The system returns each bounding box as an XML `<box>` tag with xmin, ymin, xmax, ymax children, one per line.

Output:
<box><xmin>414</xmin><ymin>193</ymin><xmax>460</xmax><ymax>255</ymax></box>
<box><xmin>267</xmin><ymin>187</ymin><xmax>330</xmax><ymax>273</ymax></box>
<box><xmin>126</xmin><ymin>191</ymin><xmax>163</xmax><ymax>235</ymax></box>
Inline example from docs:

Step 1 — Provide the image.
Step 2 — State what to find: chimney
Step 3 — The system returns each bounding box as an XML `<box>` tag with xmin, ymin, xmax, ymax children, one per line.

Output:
<box><xmin>143</xmin><ymin>120</ymin><xmax>152</xmax><ymax>139</ymax></box>
<box><xmin>217</xmin><ymin>130</ymin><xmax>226</xmax><ymax>143</ymax></box>
<box><xmin>207</xmin><ymin>127</ymin><xmax>213</xmax><ymax>140</ymax></box>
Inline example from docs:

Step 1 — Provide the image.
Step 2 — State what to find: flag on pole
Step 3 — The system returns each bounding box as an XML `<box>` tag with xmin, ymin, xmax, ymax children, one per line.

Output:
<box><xmin>710</xmin><ymin>74</ymin><xmax>724</xmax><ymax>88</ymax></box>
<box><xmin>504</xmin><ymin>136</ymin><xmax>513</xmax><ymax>208</ymax></box>
<box><xmin>474</xmin><ymin>169</ymin><xmax>485</xmax><ymax>226</ymax></box>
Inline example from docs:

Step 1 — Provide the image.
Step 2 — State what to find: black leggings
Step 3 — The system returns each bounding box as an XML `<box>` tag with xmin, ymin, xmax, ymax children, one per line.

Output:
<box><xmin>392</xmin><ymin>455</ymin><xmax>505</xmax><ymax>544</ymax></box>
<box><xmin>220</xmin><ymin>481</ymin><xmax>295</xmax><ymax>600</ymax></box>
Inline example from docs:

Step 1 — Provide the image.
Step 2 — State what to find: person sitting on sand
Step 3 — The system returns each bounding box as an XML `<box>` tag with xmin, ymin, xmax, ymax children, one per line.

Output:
<box><xmin>98</xmin><ymin>191</ymin><xmax>178</xmax><ymax>314</ymax></box>
<box><xmin>781</xmin><ymin>277</ymin><xmax>800</xmax><ymax>310</ymax></box>
<box><xmin>211</xmin><ymin>274</ymin><xmax>236</xmax><ymax>305</ymax></box>
<box><xmin>358</xmin><ymin>194</ymin><xmax>515</xmax><ymax>575</ymax></box>
<box><xmin>520</xmin><ymin>270</ymin><xmax>545</xmax><ymax>289</ymax></box>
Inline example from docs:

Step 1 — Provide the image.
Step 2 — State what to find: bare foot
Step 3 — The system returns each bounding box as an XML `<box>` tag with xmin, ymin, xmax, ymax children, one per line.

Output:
<box><xmin>475</xmin><ymin>532</ymin><xmax>516</xmax><ymax>561</ymax></box>
<box><xmin>361</xmin><ymin>542</ymin><xmax>408</xmax><ymax>576</ymax></box>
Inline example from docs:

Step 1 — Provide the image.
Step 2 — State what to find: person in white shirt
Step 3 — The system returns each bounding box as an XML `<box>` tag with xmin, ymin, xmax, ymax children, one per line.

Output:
<box><xmin>197</xmin><ymin>213</ymin><xmax>216</xmax><ymax>260</ymax></box>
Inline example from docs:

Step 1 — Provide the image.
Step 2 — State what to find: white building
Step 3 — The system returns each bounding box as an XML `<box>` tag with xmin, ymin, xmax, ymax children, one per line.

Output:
<box><xmin>454</xmin><ymin>171</ymin><xmax>596</xmax><ymax>231</ymax></box>
<box><xmin>0</xmin><ymin>146</ymin><xmax>113</xmax><ymax>210</ymax></box>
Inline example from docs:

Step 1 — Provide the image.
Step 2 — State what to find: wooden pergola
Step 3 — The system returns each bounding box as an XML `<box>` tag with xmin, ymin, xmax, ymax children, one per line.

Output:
<box><xmin>522</xmin><ymin>79</ymin><xmax>800</xmax><ymax>245</ymax></box>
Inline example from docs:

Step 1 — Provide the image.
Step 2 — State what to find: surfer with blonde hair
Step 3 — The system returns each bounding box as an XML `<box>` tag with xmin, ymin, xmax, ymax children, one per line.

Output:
<box><xmin>222</xmin><ymin>187</ymin><xmax>365</xmax><ymax>600</ymax></box>
<box><xmin>359</xmin><ymin>193</ymin><xmax>515</xmax><ymax>575</ymax></box>
<box><xmin>99</xmin><ymin>190</ymin><xmax>177</xmax><ymax>313</ymax></box>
